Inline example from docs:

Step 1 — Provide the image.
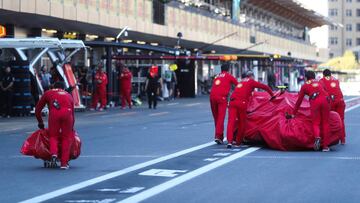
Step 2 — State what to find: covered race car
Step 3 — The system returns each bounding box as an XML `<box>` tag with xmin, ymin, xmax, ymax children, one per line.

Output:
<box><xmin>241</xmin><ymin>91</ymin><xmax>343</xmax><ymax>151</ymax></box>
<box><xmin>20</xmin><ymin>129</ymin><xmax>81</xmax><ymax>165</ymax></box>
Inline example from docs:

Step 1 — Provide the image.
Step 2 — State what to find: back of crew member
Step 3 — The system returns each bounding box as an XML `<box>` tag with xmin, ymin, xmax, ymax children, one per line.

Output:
<box><xmin>319</xmin><ymin>69</ymin><xmax>346</xmax><ymax>144</ymax></box>
<box><xmin>209</xmin><ymin>63</ymin><xmax>238</xmax><ymax>145</ymax></box>
<box><xmin>226</xmin><ymin>71</ymin><xmax>274</xmax><ymax>148</ymax></box>
<box><xmin>35</xmin><ymin>82</ymin><xmax>75</xmax><ymax>169</ymax></box>
<box><xmin>289</xmin><ymin>71</ymin><xmax>331</xmax><ymax>152</ymax></box>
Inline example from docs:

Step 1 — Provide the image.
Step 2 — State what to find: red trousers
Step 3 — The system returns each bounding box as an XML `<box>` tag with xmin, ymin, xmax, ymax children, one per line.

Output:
<box><xmin>331</xmin><ymin>99</ymin><xmax>346</xmax><ymax>143</ymax></box>
<box><xmin>48</xmin><ymin>109</ymin><xmax>74</xmax><ymax>166</ymax></box>
<box><xmin>210</xmin><ymin>95</ymin><xmax>228</xmax><ymax>140</ymax></box>
<box><xmin>226</xmin><ymin>100</ymin><xmax>248</xmax><ymax>145</ymax></box>
<box><xmin>121</xmin><ymin>88</ymin><xmax>132</xmax><ymax>108</ymax></box>
<box><xmin>310</xmin><ymin>96</ymin><xmax>331</xmax><ymax>148</ymax></box>
<box><xmin>92</xmin><ymin>86</ymin><xmax>107</xmax><ymax>108</ymax></box>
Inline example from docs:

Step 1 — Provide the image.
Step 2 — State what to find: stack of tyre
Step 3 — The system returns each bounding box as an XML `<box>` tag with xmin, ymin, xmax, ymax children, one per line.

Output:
<box><xmin>11</xmin><ymin>62</ymin><xmax>33</xmax><ymax>116</ymax></box>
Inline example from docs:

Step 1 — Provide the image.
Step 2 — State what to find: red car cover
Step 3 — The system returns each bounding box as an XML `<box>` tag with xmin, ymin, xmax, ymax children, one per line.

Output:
<box><xmin>21</xmin><ymin>129</ymin><xmax>81</xmax><ymax>160</ymax></box>
<box><xmin>242</xmin><ymin>91</ymin><xmax>343</xmax><ymax>151</ymax></box>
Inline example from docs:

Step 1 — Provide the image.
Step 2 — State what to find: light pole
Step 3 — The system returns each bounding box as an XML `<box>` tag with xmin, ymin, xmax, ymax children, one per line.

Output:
<box><xmin>116</xmin><ymin>26</ymin><xmax>130</xmax><ymax>42</ymax></box>
<box><xmin>176</xmin><ymin>32</ymin><xmax>183</xmax><ymax>48</ymax></box>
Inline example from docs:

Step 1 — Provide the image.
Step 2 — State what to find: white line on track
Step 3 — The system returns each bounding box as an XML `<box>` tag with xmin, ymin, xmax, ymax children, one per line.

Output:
<box><xmin>344</xmin><ymin>97</ymin><xmax>360</xmax><ymax>103</ymax></box>
<box><xmin>18</xmin><ymin>142</ymin><xmax>214</xmax><ymax>203</ymax></box>
<box><xmin>148</xmin><ymin>112</ymin><xmax>169</xmax><ymax>117</ymax></box>
<box><xmin>185</xmin><ymin>103</ymin><xmax>201</xmax><ymax>107</ymax></box>
<box><xmin>118</xmin><ymin>147</ymin><xmax>260</xmax><ymax>203</ymax></box>
<box><xmin>167</xmin><ymin>103</ymin><xmax>179</xmax><ymax>106</ymax></box>
<box><xmin>345</xmin><ymin>103</ymin><xmax>360</xmax><ymax>112</ymax></box>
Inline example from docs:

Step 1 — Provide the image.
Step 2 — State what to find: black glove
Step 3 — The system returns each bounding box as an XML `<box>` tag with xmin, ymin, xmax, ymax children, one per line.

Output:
<box><xmin>38</xmin><ymin>123</ymin><xmax>45</xmax><ymax>129</ymax></box>
<box><xmin>285</xmin><ymin>113</ymin><xmax>294</xmax><ymax>119</ymax></box>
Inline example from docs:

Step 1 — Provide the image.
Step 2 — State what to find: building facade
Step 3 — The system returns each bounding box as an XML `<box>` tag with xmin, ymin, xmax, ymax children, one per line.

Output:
<box><xmin>0</xmin><ymin>0</ymin><xmax>329</xmax><ymax>61</ymax></box>
<box><xmin>0</xmin><ymin>0</ymin><xmax>331</xmax><ymax>104</ymax></box>
<box><xmin>328</xmin><ymin>0</ymin><xmax>360</xmax><ymax>58</ymax></box>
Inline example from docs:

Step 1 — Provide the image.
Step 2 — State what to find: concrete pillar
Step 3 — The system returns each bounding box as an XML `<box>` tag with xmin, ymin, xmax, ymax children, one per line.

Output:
<box><xmin>232</xmin><ymin>0</ymin><xmax>240</xmax><ymax>22</ymax></box>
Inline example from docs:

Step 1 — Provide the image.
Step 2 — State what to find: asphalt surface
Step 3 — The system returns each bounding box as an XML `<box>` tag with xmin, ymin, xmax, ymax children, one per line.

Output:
<box><xmin>0</xmin><ymin>96</ymin><xmax>360</xmax><ymax>203</ymax></box>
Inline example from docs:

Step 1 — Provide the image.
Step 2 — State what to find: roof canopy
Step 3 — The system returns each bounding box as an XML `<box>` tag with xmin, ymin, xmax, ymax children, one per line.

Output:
<box><xmin>244</xmin><ymin>0</ymin><xmax>333</xmax><ymax>28</ymax></box>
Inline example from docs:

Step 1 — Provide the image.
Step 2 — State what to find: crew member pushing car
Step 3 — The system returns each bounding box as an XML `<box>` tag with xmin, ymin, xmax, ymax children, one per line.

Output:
<box><xmin>288</xmin><ymin>71</ymin><xmax>331</xmax><ymax>152</ymax></box>
<box><xmin>209</xmin><ymin>63</ymin><xmax>238</xmax><ymax>145</ymax></box>
<box><xmin>319</xmin><ymin>69</ymin><xmax>346</xmax><ymax>144</ymax></box>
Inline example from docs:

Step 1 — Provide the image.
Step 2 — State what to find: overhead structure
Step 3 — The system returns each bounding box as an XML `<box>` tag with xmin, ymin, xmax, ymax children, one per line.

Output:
<box><xmin>0</xmin><ymin>38</ymin><xmax>86</xmax><ymax>109</ymax></box>
<box><xmin>243</xmin><ymin>0</ymin><xmax>334</xmax><ymax>28</ymax></box>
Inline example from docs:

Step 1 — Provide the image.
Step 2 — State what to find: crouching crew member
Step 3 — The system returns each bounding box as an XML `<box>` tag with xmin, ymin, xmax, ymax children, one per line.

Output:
<box><xmin>35</xmin><ymin>82</ymin><xmax>75</xmax><ymax>169</ymax></box>
<box><xmin>91</xmin><ymin>66</ymin><xmax>108</xmax><ymax>111</ymax></box>
<box><xmin>288</xmin><ymin>71</ymin><xmax>331</xmax><ymax>152</ymax></box>
<box><xmin>319</xmin><ymin>69</ymin><xmax>346</xmax><ymax>144</ymax></box>
<box><xmin>210</xmin><ymin>63</ymin><xmax>238</xmax><ymax>145</ymax></box>
<box><xmin>226</xmin><ymin>71</ymin><xmax>274</xmax><ymax>148</ymax></box>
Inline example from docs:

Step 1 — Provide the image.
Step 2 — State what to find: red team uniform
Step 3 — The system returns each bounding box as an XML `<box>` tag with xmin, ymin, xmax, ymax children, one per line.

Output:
<box><xmin>120</xmin><ymin>68</ymin><xmax>133</xmax><ymax>109</ymax></box>
<box><xmin>293</xmin><ymin>78</ymin><xmax>331</xmax><ymax>151</ymax></box>
<box><xmin>35</xmin><ymin>88</ymin><xmax>75</xmax><ymax>168</ymax></box>
<box><xmin>210</xmin><ymin>68</ymin><xmax>237</xmax><ymax>143</ymax></box>
<box><xmin>226</xmin><ymin>76</ymin><xmax>273</xmax><ymax>146</ymax></box>
<box><xmin>319</xmin><ymin>75</ymin><xmax>346</xmax><ymax>144</ymax></box>
<box><xmin>92</xmin><ymin>70</ymin><xmax>108</xmax><ymax>110</ymax></box>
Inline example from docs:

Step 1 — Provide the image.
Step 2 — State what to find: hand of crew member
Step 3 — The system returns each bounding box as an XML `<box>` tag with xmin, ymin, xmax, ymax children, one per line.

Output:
<box><xmin>38</xmin><ymin>122</ymin><xmax>45</xmax><ymax>129</ymax></box>
<box><xmin>270</xmin><ymin>95</ymin><xmax>276</xmax><ymax>101</ymax></box>
<box><xmin>285</xmin><ymin>112</ymin><xmax>294</xmax><ymax>119</ymax></box>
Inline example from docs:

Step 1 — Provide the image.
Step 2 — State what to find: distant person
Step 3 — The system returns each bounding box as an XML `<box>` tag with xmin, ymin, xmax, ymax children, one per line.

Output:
<box><xmin>145</xmin><ymin>66</ymin><xmax>162</xmax><ymax>109</ymax></box>
<box><xmin>0</xmin><ymin>66</ymin><xmax>15</xmax><ymax>118</ymax></box>
<box><xmin>40</xmin><ymin>65</ymin><xmax>52</xmax><ymax>91</ymax></box>
<box><xmin>319</xmin><ymin>69</ymin><xmax>346</xmax><ymax>144</ymax></box>
<box><xmin>119</xmin><ymin>65</ymin><xmax>133</xmax><ymax>109</ymax></box>
<box><xmin>35</xmin><ymin>82</ymin><xmax>75</xmax><ymax>169</ymax></box>
<box><xmin>164</xmin><ymin>68</ymin><xmax>177</xmax><ymax>100</ymax></box>
<box><xmin>209</xmin><ymin>63</ymin><xmax>238</xmax><ymax>145</ymax></box>
<box><xmin>78</xmin><ymin>66</ymin><xmax>88</xmax><ymax>95</ymax></box>
<box><xmin>91</xmin><ymin>65</ymin><xmax>108</xmax><ymax>111</ymax></box>
<box><xmin>287</xmin><ymin>71</ymin><xmax>331</xmax><ymax>152</ymax></box>
<box><xmin>226</xmin><ymin>71</ymin><xmax>274</xmax><ymax>148</ymax></box>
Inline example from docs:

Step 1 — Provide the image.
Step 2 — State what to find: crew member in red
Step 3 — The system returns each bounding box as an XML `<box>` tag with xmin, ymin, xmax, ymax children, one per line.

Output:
<box><xmin>210</xmin><ymin>63</ymin><xmax>238</xmax><ymax>144</ymax></box>
<box><xmin>91</xmin><ymin>65</ymin><xmax>108</xmax><ymax>111</ymax></box>
<box><xmin>119</xmin><ymin>66</ymin><xmax>132</xmax><ymax>109</ymax></box>
<box><xmin>35</xmin><ymin>82</ymin><xmax>75</xmax><ymax>169</ymax></box>
<box><xmin>287</xmin><ymin>71</ymin><xmax>331</xmax><ymax>152</ymax></box>
<box><xmin>226</xmin><ymin>71</ymin><xmax>274</xmax><ymax>148</ymax></box>
<box><xmin>319</xmin><ymin>69</ymin><xmax>346</xmax><ymax>144</ymax></box>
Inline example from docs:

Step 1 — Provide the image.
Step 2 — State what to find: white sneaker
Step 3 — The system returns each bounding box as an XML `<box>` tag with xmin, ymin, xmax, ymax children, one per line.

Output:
<box><xmin>90</xmin><ymin>108</ymin><xmax>95</xmax><ymax>111</ymax></box>
<box><xmin>99</xmin><ymin>108</ymin><xmax>104</xmax><ymax>111</ymax></box>
<box><xmin>60</xmin><ymin>165</ymin><xmax>69</xmax><ymax>170</ymax></box>
<box><xmin>322</xmin><ymin>147</ymin><xmax>330</xmax><ymax>152</ymax></box>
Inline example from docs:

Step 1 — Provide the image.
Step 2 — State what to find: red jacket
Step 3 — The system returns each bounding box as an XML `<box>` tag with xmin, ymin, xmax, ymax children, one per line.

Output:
<box><xmin>210</xmin><ymin>71</ymin><xmax>238</xmax><ymax>97</ymax></box>
<box><xmin>230</xmin><ymin>77</ymin><xmax>273</xmax><ymax>101</ymax></box>
<box><xmin>35</xmin><ymin>89</ymin><xmax>74</xmax><ymax>124</ymax></box>
<box><xmin>293</xmin><ymin>79</ymin><xmax>328</xmax><ymax>114</ymax></box>
<box><xmin>120</xmin><ymin>70</ymin><xmax>132</xmax><ymax>89</ymax></box>
<box><xmin>319</xmin><ymin>76</ymin><xmax>343</xmax><ymax>101</ymax></box>
<box><xmin>95</xmin><ymin>72</ymin><xmax>108</xmax><ymax>88</ymax></box>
